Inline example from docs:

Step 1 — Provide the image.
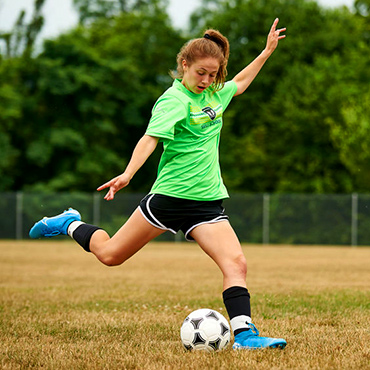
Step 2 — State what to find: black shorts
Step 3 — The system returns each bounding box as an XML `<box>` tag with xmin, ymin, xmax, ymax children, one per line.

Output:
<box><xmin>138</xmin><ymin>194</ymin><xmax>229</xmax><ymax>241</ymax></box>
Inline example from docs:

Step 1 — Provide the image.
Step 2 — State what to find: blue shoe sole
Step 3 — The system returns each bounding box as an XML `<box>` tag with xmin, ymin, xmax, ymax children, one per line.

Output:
<box><xmin>233</xmin><ymin>341</ymin><xmax>287</xmax><ymax>350</ymax></box>
<box><xmin>269</xmin><ymin>342</ymin><xmax>287</xmax><ymax>349</ymax></box>
<box><xmin>233</xmin><ymin>327</ymin><xmax>287</xmax><ymax>350</ymax></box>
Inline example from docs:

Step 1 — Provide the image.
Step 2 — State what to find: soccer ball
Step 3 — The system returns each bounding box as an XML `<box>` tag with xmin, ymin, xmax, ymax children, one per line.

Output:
<box><xmin>180</xmin><ymin>309</ymin><xmax>231</xmax><ymax>352</ymax></box>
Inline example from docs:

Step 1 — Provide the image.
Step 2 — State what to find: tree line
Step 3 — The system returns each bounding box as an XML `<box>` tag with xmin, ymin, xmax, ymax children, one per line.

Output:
<box><xmin>1</xmin><ymin>0</ymin><xmax>370</xmax><ymax>194</ymax></box>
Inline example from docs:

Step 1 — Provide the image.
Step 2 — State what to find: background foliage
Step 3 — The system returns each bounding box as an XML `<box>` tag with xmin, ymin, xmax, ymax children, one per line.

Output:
<box><xmin>1</xmin><ymin>0</ymin><xmax>369</xmax><ymax>193</ymax></box>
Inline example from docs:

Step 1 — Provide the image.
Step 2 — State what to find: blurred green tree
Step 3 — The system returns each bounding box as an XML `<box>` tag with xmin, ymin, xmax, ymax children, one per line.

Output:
<box><xmin>17</xmin><ymin>6</ymin><xmax>184</xmax><ymax>192</ymax></box>
<box><xmin>0</xmin><ymin>0</ymin><xmax>45</xmax><ymax>58</ymax></box>
<box><xmin>1</xmin><ymin>0</ymin><xmax>370</xmax><ymax>194</ymax></box>
<box><xmin>72</xmin><ymin>0</ymin><xmax>168</xmax><ymax>24</ymax></box>
<box><xmin>190</xmin><ymin>0</ymin><xmax>370</xmax><ymax>193</ymax></box>
<box><xmin>355</xmin><ymin>0</ymin><xmax>370</xmax><ymax>16</ymax></box>
<box><xmin>0</xmin><ymin>59</ymin><xmax>22</xmax><ymax>190</ymax></box>
<box><xmin>0</xmin><ymin>0</ymin><xmax>46</xmax><ymax>190</ymax></box>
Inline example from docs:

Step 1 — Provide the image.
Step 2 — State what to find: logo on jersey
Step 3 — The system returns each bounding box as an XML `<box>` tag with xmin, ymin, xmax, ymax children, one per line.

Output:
<box><xmin>202</xmin><ymin>106</ymin><xmax>217</xmax><ymax>120</ymax></box>
<box><xmin>155</xmin><ymin>107</ymin><xmax>166</xmax><ymax>115</ymax></box>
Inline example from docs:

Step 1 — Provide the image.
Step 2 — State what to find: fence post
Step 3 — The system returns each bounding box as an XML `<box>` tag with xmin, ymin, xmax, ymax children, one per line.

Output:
<box><xmin>351</xmin><ymin>193</ymin><xmax>358</xmax><ymax>247</ymax></box>
<box><xmin>93</xmin><ymin>193</ymin><xmax>101</xmax><ymax>226</ymax></box>
<box><xmin>263</xmin><ymin>193</ymin><xmax>270</xmax><ymax>245</ymax></box>
<box><xmin>16</xmin><ymin>191</ymin><xmax>23</xmax><ymax>240</ymax></box>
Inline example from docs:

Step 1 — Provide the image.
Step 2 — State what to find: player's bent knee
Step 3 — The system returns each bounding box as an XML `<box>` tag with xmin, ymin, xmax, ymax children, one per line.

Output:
<box><xmin>101</xmin><ymin>257</ymin><xmax>119</xmax><ymax>267</ymax></box>
<box><xmin>97</xmin><ymin>252</ymin><xmax>125</xmax><ymax>267</ymax></box>
<box><xmin>237</xmin><ymin>254</ymin><xmax>247</xmax><ymax>275</ymax></box>
<box><xmin>227</xmin><ymin>253</ymin><xmax>247</xmax><ymax>278</ymax></box>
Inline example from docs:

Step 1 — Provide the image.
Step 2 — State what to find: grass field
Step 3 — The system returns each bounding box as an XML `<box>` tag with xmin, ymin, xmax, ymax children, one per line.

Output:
<box><xmin>1</xmin><ymin>241</ymin><xmax>369</xmax><ymax>369</ymax></box>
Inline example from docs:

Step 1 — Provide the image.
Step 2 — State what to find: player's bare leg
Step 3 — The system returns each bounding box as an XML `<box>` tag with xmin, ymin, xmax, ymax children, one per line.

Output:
<box><xmin>89</xmin><ymin>208</ymin><xmax>165</xmax><ymax>266</ymax></box>
<box><xmin>190</xmin><ymin>221</ymin><xmax>286</xmax><ymax>350</ymax></box>
<box><xmin>189</xmin><ymin>220</ymin><xmax>247</xmax><ymax>291</ymax></box>
<box><xmin>29</xmin><ymin>207</ymin><xmax>165</xmax><ymax>266</ymax></box>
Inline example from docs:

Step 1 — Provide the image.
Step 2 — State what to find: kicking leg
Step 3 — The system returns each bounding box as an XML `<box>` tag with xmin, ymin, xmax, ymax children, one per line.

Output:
<box><xmin>88</xmin><ymin>208</ymin><xmax>165</xmax><ymax>266</ymax></box>
<box><xmin>29</xmin><ymin>207</ymin><xmax>165</xmax><ymax>266</ymax></box>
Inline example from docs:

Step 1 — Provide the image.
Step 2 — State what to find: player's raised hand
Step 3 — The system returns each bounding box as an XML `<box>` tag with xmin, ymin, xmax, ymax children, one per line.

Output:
<box><xmin>265</xmin><ymin>18</ymin><xmax>286</xmax><ymax>56</ymax></box>
<box><xmin>97</xmin><ymin>173</ymin><xmax>131</xmax><ymax>201</ymax></box>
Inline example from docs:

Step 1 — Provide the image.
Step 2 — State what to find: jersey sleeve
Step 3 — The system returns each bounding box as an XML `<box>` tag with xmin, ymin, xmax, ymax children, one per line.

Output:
<box><xmin>145</xmin><ymin>95</ymin><xmax>187</xmax><ymax>141</ymax></box>
<box><xmin>218</xmin><ymin>80</ymin><xmax>237</xmax><ymax>110</ymax></box>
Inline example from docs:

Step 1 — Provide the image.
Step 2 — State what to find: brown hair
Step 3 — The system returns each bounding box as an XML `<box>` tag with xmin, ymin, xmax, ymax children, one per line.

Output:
<box><xmin>171</xmin><ymin>29</ymin><xmax>230</xmax><ymax>91</ymax></box>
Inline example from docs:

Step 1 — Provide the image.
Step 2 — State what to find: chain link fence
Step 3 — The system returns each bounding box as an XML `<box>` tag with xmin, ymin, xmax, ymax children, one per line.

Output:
<box><xmin>1</xmin><ymin>192</ymin><xmax>369</xmax><ymax>245</ymax></box>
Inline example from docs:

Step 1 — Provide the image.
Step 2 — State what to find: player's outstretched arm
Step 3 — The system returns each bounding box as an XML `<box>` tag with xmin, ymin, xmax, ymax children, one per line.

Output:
<box><xmin>232</xmin><ymin>18</ymin><xmax>286</xmax><ymax>97</ymax></box>
<box><xmin>97</xmin><ymin>135</ymin><xmax>159</xmax><ymax>201</ymax></box>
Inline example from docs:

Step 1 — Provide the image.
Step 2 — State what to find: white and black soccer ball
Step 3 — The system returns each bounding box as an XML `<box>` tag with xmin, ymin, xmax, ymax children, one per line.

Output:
<box><xmin>180</xmin><ymin>308</ymin><xmax>231</xmax><ymax>352</ymax></box>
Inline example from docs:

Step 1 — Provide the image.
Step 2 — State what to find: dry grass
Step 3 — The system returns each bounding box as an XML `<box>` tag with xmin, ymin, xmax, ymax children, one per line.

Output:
<box><xmin>0</xmin><ymin>240</ymin><xmax>369</xmax><ymax>369</ymax></box>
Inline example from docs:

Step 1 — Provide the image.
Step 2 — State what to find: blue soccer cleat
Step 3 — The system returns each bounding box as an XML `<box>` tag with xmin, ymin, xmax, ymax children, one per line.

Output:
<box><xmin>29</xmin><ymin>208</ymin><xmax>81</xmax><ymax>238</ymax></box>
<box><xmin>233</xmin><ymin>323</ymin><xmax>287</xmax><ymax>350</ymax></box>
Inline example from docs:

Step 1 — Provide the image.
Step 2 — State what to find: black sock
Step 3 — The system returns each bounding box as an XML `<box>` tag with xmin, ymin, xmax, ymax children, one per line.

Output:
<box><xmin>223</xmin><ymin>286</ymin><xmax>251</xmax><ymax>335</ymax></box>
<box><xmin>71</xmin><ymin>224</ymin><xmax>102</xmax><ymax>252</ymax></box>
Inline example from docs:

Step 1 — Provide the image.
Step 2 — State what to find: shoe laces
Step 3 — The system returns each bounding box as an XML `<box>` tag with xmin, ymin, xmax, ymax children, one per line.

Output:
<box><xmin>247</xmin><ymin>323</ymin><xmax>260</xmax><ymax>336</ymax></box>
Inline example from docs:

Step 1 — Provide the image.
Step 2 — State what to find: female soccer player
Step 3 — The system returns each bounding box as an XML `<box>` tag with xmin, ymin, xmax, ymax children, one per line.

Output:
<box><xmin>30</xmin><ymin>18</ymin><xmax>286</xmax><ymax>349</ymax></box>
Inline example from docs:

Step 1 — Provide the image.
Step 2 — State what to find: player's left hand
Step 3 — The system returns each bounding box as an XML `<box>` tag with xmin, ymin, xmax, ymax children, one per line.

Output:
<box><xmin>265</xmin><ymin>18</ymin><xmax>286</xmax><ymax>56</ymax></box>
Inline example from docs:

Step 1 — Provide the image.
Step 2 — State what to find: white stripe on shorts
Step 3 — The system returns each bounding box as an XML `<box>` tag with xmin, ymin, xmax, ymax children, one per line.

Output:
<box><xmin>184</xmin><ymin>215</ymin><xmax>229</xmax><ymax>241</ymax></box>
<box><xmin>138</xmin><ymin>194</ymin><xmax>177</xmax><ymax>234</ymax></box>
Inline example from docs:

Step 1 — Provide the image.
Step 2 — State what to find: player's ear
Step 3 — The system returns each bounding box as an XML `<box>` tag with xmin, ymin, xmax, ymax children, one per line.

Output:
<box><xmin>182</xmin><ymin>59</ymin><xmax>188</xmax><ymax>71</ymax></box>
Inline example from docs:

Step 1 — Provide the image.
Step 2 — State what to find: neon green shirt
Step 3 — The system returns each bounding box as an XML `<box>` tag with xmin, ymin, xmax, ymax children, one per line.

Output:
<box><xmin>145</xmin><ymin>79</ymin><xmax>237</xmax><ymax>201</ymax></box>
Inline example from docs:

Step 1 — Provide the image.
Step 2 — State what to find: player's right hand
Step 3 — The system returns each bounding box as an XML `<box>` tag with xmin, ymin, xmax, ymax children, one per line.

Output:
<box><xmin>97</xmin><ymin>173</ymin><xmax>131</xmax><ymax>201</ymax></box>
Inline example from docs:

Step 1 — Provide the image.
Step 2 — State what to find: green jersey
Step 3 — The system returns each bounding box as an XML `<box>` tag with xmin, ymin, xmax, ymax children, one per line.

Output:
<box><xmin>145</xmin><ymin>79</ymin><xmax>237</xmax><ymax>201</ymax></box>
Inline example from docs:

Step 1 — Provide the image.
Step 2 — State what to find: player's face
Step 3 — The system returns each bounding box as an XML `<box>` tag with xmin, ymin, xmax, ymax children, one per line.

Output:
<box><xmin>181</xmin><ymin>57</ymin><xmax>220</xmax><ymax>94</ymax></box>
